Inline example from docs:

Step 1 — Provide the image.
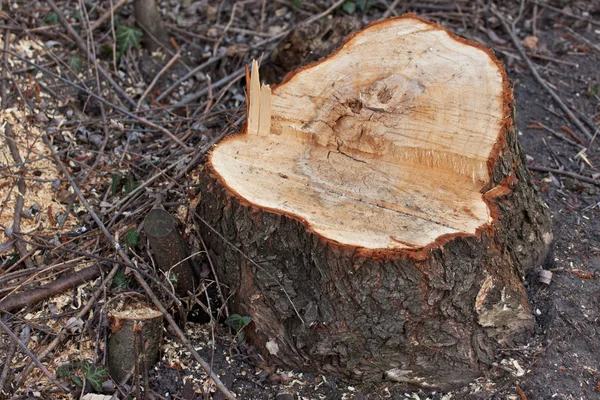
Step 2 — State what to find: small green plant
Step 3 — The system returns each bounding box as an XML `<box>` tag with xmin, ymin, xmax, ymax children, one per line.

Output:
<box><xmin>111</xmin><ymin>271</ymin><xmax>127</xmax><ymax>290</ymax></box>
<box><xmin>342</xmin><ymin>0</ymin><xmax>373</xmax><ymax>14</ymax></box>
<box><xmin>116</xmin><ymin>25</ymin><xmax>143</xmax><ymax>54</ymax></box>
<box><xmin>110</xmin><ymin>173</ymin><xmax>140</xmax><ymax>196</ymax></box>
<box><xmin>57</xmin><ymin>361</ymin><xmax>107</xmax><ymax>392</ymax></box>
<box><xmin>292</xmin><ymin>0</ymin><xmax>302</xmax><ymax>8</ymax></box>
<box><xmin>1</xmin><ymin>253</ymin><xmax>20</xmax><ymax>270</ymax></box>
<box><xmin>124</xmin><ymin>176</ymin><xmax>140</xmax><ymax>194</ymax></box>
<box><xmin>110</xmin><ymin>173</ymin><xmax>122</xmax><ymax>196</ymax></box>
<box><xmin>125</xmin><ymin>227</ymin><xmax>138</xmax><ymax>248</ymax></box>
<box><xmin>342</xmin><ymin>1</ymin><xmax>356</xmax><ymax>14</ymax></box>
<box><xmin>83</xmin><ymin>364</ymin><xmax>108</xmax><ymax>392</ymax></box>
<box><xmin>69</xmin><ymin>55</ymin><xmax>83</xmax><ymax>74</ymax></box>
<box><xmin>225</xmin><ymin>314</ymin><xmax>253</xmax><ymax>342</ymax></box>
<box><xmin>44</xmin><ymin>12</ymin><xmax>59</xmax><ymax>24</ymax></box>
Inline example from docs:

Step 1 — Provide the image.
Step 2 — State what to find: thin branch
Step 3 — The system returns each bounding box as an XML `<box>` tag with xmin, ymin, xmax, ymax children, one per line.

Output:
<box><xmin>155</xmin><ymin>55</ymin><xmax>224</xmax><ymax>103</ymax></box>
<box><xmin>4</xmin><ymin>124</ymin><xmax>34</xmax><ymax>269</ymax></box>
<box><xmin>79</xmin><ymin>0</ymin><xmax>112</xmax><ymax>184</ymax></box>
<box><xmin>175</xmin><ymin>66</ymin><xmax>245</xmax><ymax>107</ymax></box>
<box><xmin>47</xmin><ymin>0</ymin><xmax>136</xmax><ymax>107</ymax></box>
<box><xmin>302</xmin><ymin>0</ymin><xmax>346</xmax><ymax>26</ymax></box>
<box><xmin>0</xmin><ymin>265</ymin><xmax>101</xmax><ymax>312</ymax></box>
<box><xmin>528</xmin><ymin>0</ymin><xmax>600</xmax><ymax>27</ymax></box>
<box><xmin>0</xmin><ymin>336</ymin><xmax>16</xmax><ymax>394</ymax></box>
<box><xmin>382</xmin><ymin>0</ymin><xmax>402</xmax><ymax>19</ymax></box>
<box><xmin>566</xmin><ymin>27</ymin><xmax>600</xmax><ymax>54</ymax></box>
<box><xmin>490</xmin><ymin>5</ymin><xmax>593</xmax><ymax>141</ymax></box>
<box><xmin>89</xmin><ymin>0</ymin><xmax>131</xmax><ymax>31</ymax></box>
<box><xmin>538</xmin><ymin>122</ymin><xmax>585</xmax><ymax>149</ymax></box>
<box><xmin>41</xmin><ymin>135</ymin><xmax>236</xmax><ymax>399</ymax></box>
<box><xmin>4</xmin><ymin>51</ymin><xmax>190</xmax><ymax>149</ymax></box>
<box><xmin>137</xmin><ymin>50</ymin><xmax>181</xmax><ymax>111</ymax></box>
<box><xmin>529</xmin><ymin>165</ymin><xmax>600</xmax><ymax>186</ymax></box>
<box><xmin>0</xmin><ymin>318</ymin><xmax>70</xmax><ymax>393</ymax></box>
<box><xmin>16</xmin><ymin>264</ymin><xmax>120</xmax><ymax>386</ymax></box>
<box><xmin>132</xmin><ymin>270</ymin><xmax>236</xmax><ymax>400</ymax></box>
<box><xmin>156</xmin><ymin>28</ymin><xmax>288</xmax><ymax>103</ymax></box>
<box><xmin>199</xmin><ymin>234</ymin><xmax>229</xmax><ymax>317</ymax></box>
<box><xmin>1</xmin><ymin>27</ymin><xmax>9</xmax><ymax>109</ymax></box>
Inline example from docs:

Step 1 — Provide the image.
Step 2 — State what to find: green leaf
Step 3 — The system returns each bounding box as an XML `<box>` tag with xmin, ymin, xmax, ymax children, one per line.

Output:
<box><xmin>342</xmin><ymin>1</ymin><xmax>356</xmax><ymax>14</ymax></box>
<box><xmin>225</xmin><ymin>314</ymin><xmax>252</xmax><ymax>331</ymax></box>
<box><xmin>357</xmin><ymin>0</ymin><xmax>373</xmax><ymax>11</ymax></box>
<box><xmin>112</xmin><ymin>272</ymin><xmax>127</xmax><ymax>290</ymax></box>
<box><xmin>56</xmin><ymin>365</ymin><xmax>70</xmax><ymax>378</ymax></box>
<box><xmin>72</xmin><ymin>10</ymin><xmax>84</xmax><ymax>23</ymax></box>
<box><xmin>84</xmin><ymin>364</ymin><xmax>108</xmax><ymax>392</ymax></box>
<box><xmin>100</xmin><ymin>44</ymin><xmax>114</xmax><ymax>59</ymax></box>
<box><xmin>292</xmin><ymin>0</ymin><xmax>302</xmax><ymax>8</ymax></box>
<box><xmin>111</xmin><ymin>173</ymin><xmax>122</xmax><ymax>196</ymax></box>
<box><xmin>116</xmin><ymin>25</ymin><xmax>143</xmax><ymax>54</ymax></box>
<box><xmin>3</xmin><ymin>253</ymin><xmax>20</xmax><ymax>268</ymax></box>
<box><xmin>125</xmin><ymin>228</ymin><xmax>138</xmax><ymax>248</ymax></box>
<box><xmin>69</xmin><ymin>56</ymin><xmax>82</xmax><ymax>74</ymax></box>
<box><xmin>71</xmin><ymin>375</ymin><xmax>83</xmax><ymax>387</ymax></box>
<box><xmin>44</xmin><ymin>12</ymin><xmax>59</xmax><ymax>24</ymax></box>
<box><xmin>124</xmin><ymin>176</ymin><xmax>140</xmax><ymax>194</ymax></box>
<box><xmin>112</xmin><ymin>14</ymin><xmax>121</xmax><ymax>27</ymax></box>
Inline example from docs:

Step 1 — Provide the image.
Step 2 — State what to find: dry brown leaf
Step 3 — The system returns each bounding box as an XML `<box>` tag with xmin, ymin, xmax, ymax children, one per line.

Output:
<box><xmin>522</xmin><ymin>35</ymin><xmax>539</xmax><ymax>50</ymax></box>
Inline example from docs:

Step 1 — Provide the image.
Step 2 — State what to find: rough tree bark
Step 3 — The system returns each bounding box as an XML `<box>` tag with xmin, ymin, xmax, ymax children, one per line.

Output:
<box><xmin>195</xmin><ymin>15</ymin><xmax>552</xmax><ymax>390</ymax></box>
<box><xmin>134</xmin><ymin>0</ymin><xmax>169</xmax><ymax>52</ymax></box>
<box><xmin>107</xmin><ymin>306</ymin><xmax>163</xmax><ymax>383</ymax></box>
<box><xmin>144</xmin><ymin>208</ymin><xmax>195</xmax><ymax>298</ymax></box>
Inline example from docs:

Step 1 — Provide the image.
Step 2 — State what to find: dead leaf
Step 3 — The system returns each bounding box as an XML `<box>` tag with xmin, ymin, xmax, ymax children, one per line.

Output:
<box><xmin>206</xmin><ymin>27</ymin><xmax>221</xmax><ymax>38</ymax></box>
<box><xmin>522</xmin><ymin>35</ymin><xmax>539</xmax><ymax>50</ymax></box>
<box><xmin>226</xmin><ymin>43</ymin><xmax>249</xmax><ymax>56</ymax></box>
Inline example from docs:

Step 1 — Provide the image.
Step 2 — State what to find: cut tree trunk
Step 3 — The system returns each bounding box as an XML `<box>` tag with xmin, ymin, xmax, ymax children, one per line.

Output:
<box><xmin>144</xmin><ymin>208</ymin><xmax>196</xmax><ymax>298</ymax></box>
<box><xmin>107</xmin><ymin>306</ymin><xmax>163</xmax><ymax>383</ymax></box>
<box><xmin>196</xmin><ymin>15</ymin><xmax>553</xmax><ymax>390</ymax></box>
<box><xmin>134</xmin><ymin>0</ymin><xmax>170</xmax><ymax>52</ymax></box>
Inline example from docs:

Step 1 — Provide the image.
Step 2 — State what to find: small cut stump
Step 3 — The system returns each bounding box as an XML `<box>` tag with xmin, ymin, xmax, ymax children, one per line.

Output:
<box><xmin>197</xmin><ymin>15</ymin><xmax>552</xmax><ymax>389</ymax></box>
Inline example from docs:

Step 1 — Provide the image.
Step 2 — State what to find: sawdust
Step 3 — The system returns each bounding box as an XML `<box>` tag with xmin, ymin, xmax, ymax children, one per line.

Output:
<box><xmin>0</xmin><ymin>107</ymin><xmax>78</xmax><ymax>245</ymax></box>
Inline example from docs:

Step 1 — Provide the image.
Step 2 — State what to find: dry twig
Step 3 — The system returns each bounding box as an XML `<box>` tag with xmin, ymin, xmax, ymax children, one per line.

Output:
<box><xmin>41</xmin><ymin>135</ymin><xmax>236</xmax><ymax>399</ymax></box>
<box><xmin>137</xmin><ymin>50</ymin><xmax>181</xmax><ymax>111</ymax></box>
<box><xmin>490</xmin><ymin>5</ymin><xmax>594</xmax><ymax>141</ymax></box>
<box><xmin>4</xmin><ymin>52</ymin><xmax>190</xmax><ymax>149</ymax></box>
<box><xmin>4</xmin><ymin>124</ymin><xmax>34</xmax><ymax>269</ymax></box>
<box><xmin>529</xmin><ymin>0</ymin><xmax>600</xmax><ymax>27</ymax></box>
<box><xmin>0</xmin><ymin>264</ymin><xmax>101</xmax><ymax>312</ymax></box>
<box><xmin>47</xmin><ymin>0</ymin><xmax>136</xmax><ymax>107</ymax></box>
<box><xmin>0</xmin><ymin>337</ymin><xmax>17</xmax><ymax>394</ymax></box>
<box><xmin>15</xmin><ymin>264</ymin><xmax>120</xmax><ymax>386</ymax></box>
<box><xmin>538</xmin><ymin>123</ymin><xmax>585</xmax><ymax>149</ymax></box>
<box><xmin>529</xmin><ymin>165</ymin><xmax>600</xmax><ymax>186</ymax></box>
<box><xmin>89</xmin><ymin>0</ymin><xmax>131</xmax><ymax>31</ymax></box>
<box><xmin>79</xmin><ymin>0</ymin><xmax>113</xmax><ymax>184</ymax></box>
<box><xmin>0</xmin><ymin>318</ymin><xmax>69</xmax><ymax>393</ymax></box>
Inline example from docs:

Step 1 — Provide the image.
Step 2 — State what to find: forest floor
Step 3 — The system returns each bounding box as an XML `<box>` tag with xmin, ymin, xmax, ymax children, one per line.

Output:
<box><xmin>0</xmin><ymin>0</ymin><xmax>599</xmax><ymax>399</ymax></box>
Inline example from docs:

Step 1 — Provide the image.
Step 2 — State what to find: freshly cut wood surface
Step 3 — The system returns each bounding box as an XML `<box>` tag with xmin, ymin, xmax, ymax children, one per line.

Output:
<box><xmin>198</xmin><ymin>14</ymin><xmax>553</xmax><ymax>389</ymax></box>
<box><xmin>210</xmin><ymin>16</ymin><xmax>507</xmax><ymax>249</ymax></box>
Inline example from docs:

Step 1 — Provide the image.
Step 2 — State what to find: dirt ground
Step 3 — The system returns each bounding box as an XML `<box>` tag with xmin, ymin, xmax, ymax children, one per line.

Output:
<box><xmin>1</xmin><ymin>1</ymin><xmax>599</xmax><ymax>399</ymax></box>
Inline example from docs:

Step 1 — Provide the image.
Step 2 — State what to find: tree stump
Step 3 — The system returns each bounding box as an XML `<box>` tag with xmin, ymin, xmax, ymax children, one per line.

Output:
<box><xmin>196</xmin><ymin>15</ymin><xmax>552</xmax><ymax>389</ymax></box>
<box><xmin>107</xmin><ymin>306</ymin><xmax>163</xmax><ymax>383</ymax></box>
